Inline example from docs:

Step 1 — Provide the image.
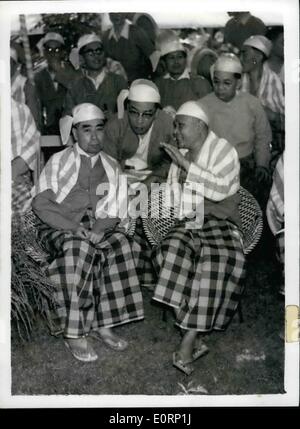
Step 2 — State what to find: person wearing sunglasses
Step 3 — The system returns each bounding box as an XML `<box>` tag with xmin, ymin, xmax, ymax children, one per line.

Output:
<box><xmin>63</xmin><ymin>34</ymin><xmax>127</xmax><ymax>121</ymax></box>
<box><xmin>34</xmin><ymin>32</ymin><xmax>79</xmax><ymax>135</ymax></box>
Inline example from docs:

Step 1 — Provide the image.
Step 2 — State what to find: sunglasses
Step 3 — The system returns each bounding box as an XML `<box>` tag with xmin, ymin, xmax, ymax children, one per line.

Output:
<box><xmin>44</xmin><ymin>46</ymin><xmax>62</xmax><ymax>54</ymax></box>
<box><xmin>82</xmin><ymin>48</ymin><xmax>104</xmax><ymax>57</ymax></box>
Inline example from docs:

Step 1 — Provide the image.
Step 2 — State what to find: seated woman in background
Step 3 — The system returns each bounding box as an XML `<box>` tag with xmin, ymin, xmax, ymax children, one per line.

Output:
<box><xmin>200</xmin><ymin>53</ymin><xmax>272</xmax><ymax>206</ymax></box>
<box><xmin>240</xmin><ymin>35</ymin><xmax>285</xmax><ymax>168</ymax></box>
<box><xmin>152</xmin><ymin>101</ymin><xmax>245</xmax><ymax>375</ymax></box>
<box><xmin>155</xmin><ymin>39</ymin><xmax>212</xmax><ymax>117</ymax></box>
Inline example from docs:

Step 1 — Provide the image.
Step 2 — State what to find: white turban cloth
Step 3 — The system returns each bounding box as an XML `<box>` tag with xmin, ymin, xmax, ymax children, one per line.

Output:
<box><xmin>213</xmin><ymin>53</ymin><xmax>243</xmax><ymax>75</ymax></box>
<box><xmin>37</xmin><ymin>32</ymin><xmax>65</xmax><ymax>56</ymax></box>
<box><xmin>69</xmin><ymin>33</ymin><xmax>102</xmax><ymax>70</ymax></box>
<box><xmin>159</xmin><ymin>39</ymin><xmax>186</xmax><ymax>57</ymax></box>
<box><xmin>176</xmin><ymin>101</ymin><xmax>209</xmax><ymax>125</ymax></box>
<box><xmin>117</xmin><ymin>79</ymin><xmax>161</xmax><ymax>119</ymax></box>
<box><xmin>59</xmin><ymin>103</ymin><xmax>105</xmax><ymax>145</ymax></box>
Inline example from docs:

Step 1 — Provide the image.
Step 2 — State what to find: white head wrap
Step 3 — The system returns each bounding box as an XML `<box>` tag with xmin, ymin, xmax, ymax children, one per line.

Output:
<box><xmin>59</xmin><ymin>103</ymin><xmax>105</xmax><ymax>145</ymax></box>
<box><xmin>160</xmin><ymin>39</ymin><xmax>186</xmax><ymax>57</ymax></box>
<box><xmin>69</xmin><ymin>33</ymin><xmax>102</xmax><ymax>70</ymax></box>
<box><xmin>213</xmin><ymin>53</ymin><xmax>242</xmax><ymax>75</ymax></box>
<box><xmin>176</xmin><ymin>101</ymin><xmax>209</xmax><ymax>125</ymax></box>
<box><xmin>117</xmin><ymin>79</ymin><xmax>160</xmax><ymax>119</ymax></box>
<box><xmin>243</xmin><ymin>35</ymin><xmax>273</xmax><ymax>58</ymax></box>
<box><xmin>37</xmin><ymin>32</ymin><xmax>65</xmax><ymax>56</ymax></box>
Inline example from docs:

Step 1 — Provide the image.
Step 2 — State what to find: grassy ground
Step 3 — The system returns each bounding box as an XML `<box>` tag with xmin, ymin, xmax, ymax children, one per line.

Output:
<box><xmin>11</xmin><ymin>233</ymin><xmax>285</xmax><ymax>396</ymax></box>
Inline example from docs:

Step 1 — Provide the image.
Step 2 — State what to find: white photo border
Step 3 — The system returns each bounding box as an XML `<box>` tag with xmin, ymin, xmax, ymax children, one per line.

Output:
<box><xmin>0</xmin><ymin>0</ymin><xmax>299</xmax><ymax>408</ymax></box>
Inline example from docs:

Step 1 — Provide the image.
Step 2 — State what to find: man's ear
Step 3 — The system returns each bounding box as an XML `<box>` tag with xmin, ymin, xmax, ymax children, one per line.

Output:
<box><xmin>72</xmin><ymin>126</ymin><xmax>78</xmax><ymax>142</ymax></box>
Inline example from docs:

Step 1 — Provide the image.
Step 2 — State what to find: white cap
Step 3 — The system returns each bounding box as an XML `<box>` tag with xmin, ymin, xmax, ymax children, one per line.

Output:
<box><xmin>243</xmin><ymin>35</ymin><xmax>272</xmax><ymax>58</ymax></box>
<box><xmin>117</xmin><ymin>79</ymin><xmax>160</xmax><ymax>119</ymax></box>
<box><xmin>176</xmin><ymin>101</ymin><xmax>209</xmax><ymax>125</ymax></box>
<box><xmin>36</xmin><ymin>32</ymin><xmax>65</xmax><ymax>56</ymax></box>
<box><xmin>78</xmin><ymin>34</ymin><xmax>102</xmax><ymax>53</ymax></box>
<box><xmin>213</xmin><ymin>53</ymin><xmax>242</xmax><ymax>74</ymax></box>
<box><xmin>128</xmin><ymin>79</ymin><xmax>160</xmax><ymax>103</ymax></box>
<box><xmin>59</xmin><ymin>103</ymin><xmax>105</xmax><ymax>145</ymax></box>
<box><xmin>72</xmin><ymin>103</ymin><xmax>105</xmax><ymax>124</ymax></box>
<box><xmin>43</xmin><ymin>32</ymin><xmax>65</xmax><ymax>46</ymax></box>
<box><xmin>160</xmin><ymin>39</ymin><xmax>186</xmax><ymax>57</ymax></box>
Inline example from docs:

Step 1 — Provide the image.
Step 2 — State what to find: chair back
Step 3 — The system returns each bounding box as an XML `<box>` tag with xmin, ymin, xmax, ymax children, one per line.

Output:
<box><xmin>142</xmin><ymin>186</ymin><xmax>263</xmax><ymax>255</ymax></box>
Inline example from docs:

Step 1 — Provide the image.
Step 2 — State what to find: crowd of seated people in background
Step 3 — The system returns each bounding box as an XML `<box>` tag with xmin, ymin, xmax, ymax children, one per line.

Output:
<box><xmin>10</xmin><ymin>11</ymin><xmax>286</xmax><ymax>373</ymax></box>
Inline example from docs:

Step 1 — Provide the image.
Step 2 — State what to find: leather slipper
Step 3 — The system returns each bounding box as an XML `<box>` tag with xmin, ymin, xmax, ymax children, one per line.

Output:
<box><xmin>173</xmin><ymin>352</ymin><xmax>194</xmax><ymax>376</ymax></box>
<box><xmin>189</xmin><ymin>342</ymin><xmax>209</xmax><ymax>363</ymax></box>
<box><xmin>91</xmin><ymin>330</ymin><xmax>128</xmax><ymax>351</ymax></box>
<box><xmin>64</xmin><ymin>339</ymin><xmax>98</xmax><ymax>362</ymax></box>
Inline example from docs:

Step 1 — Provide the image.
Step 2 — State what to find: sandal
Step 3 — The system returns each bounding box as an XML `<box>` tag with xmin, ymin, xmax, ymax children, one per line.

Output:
<box><xmin>64</xmin><ymin>338</ymin><xmax>98</xmax><ymax>362</ymax></box>
<box><xmin>173</xmin><ymin>352</ymin><xmax>195</xmax><ymax>376</ymax></box>
<box><xmin>90</xmin><ymin>330</ymin><xmax>128</xmax><ymax>351</ymax></box>
<box><xmin>189</xmin><ymin>342</ymin><xmax>209</xmax><ymax>363</ymax></box>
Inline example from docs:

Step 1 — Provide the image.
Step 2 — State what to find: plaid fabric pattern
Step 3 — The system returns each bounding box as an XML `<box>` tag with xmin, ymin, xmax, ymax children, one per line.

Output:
<box><xmin>12</xmin><ymin>175</ymin><xmax>33</xmax><ymax>214</ymax></box>
<box><xmin>267</xmin><ymin>154</ymin><xmax>284</xmax><ymax>234</ymax></box>
<box><xmin>37</xmin><ymin>213</ymin><xmax>144</xmax><ymax>338</ymax></box>
<box><xmin>152</xmin><ymin>218</ymin><xmax>246</xmax><ymax>331</ymax></box>
<box><xmin>11</xmin><ymin>98</ymin><xmax>40</xmax><ymax>172</ymax></box>
<box><xmin>132</xmin><ymin>219</ymin><xmax>157</xmax><ymax>287</ymax></box>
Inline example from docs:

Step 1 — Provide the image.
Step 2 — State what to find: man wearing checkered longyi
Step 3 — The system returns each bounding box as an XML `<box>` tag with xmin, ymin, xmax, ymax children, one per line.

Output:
<box><xmin>152</xmin><ymin>101</ymin><xmax>246</xmax><ymax>375</ymax></box>
<box><xmin>32</xmin><ymin>103</ymin><xmax>144</xmax><ymax>362</ymax></box>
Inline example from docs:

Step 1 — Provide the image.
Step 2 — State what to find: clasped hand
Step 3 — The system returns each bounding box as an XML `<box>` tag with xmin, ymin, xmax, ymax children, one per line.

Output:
<box><xmin>74</xmin><ymin>226</ymin><xmax>104</xmax><ymax>244</ymax></box>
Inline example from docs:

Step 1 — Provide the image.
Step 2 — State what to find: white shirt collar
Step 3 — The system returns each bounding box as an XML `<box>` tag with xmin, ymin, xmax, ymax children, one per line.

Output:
<box><xmin>76</xmin><ymin>143</ymin><xmax>100</xmax><ymax>168</ymax></box>
<box><xmin>108</xmin><ymin>20</ymin><xmax>130</xmax><ymax>41</ymax></box>
<box><xmin>163</xmin><ymin>68</ymin><xmax>190</xmax><ymax>81</ymax></box>
<box><xmin>84</xmin><ymin>68</ymin><xmax>107</xmax><ymax>90</ymax></box>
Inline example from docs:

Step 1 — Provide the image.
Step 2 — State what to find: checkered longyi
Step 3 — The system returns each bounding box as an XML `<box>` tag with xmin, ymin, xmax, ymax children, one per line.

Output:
<box><xmin>152</xmin><ymin>218</ymin><xmax>246</xmax><ymax>331</ymax></box>
<box><xmin>38</xmin><ymin>216</ymin><xmax>144</xmax><ymax>338</ymax></box>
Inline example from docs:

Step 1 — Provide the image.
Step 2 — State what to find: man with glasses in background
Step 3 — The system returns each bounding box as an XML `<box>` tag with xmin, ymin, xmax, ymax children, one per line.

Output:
<box><xmin>34</xmin><ymin>32</ymin><xmax>79</xmax><ymax>135</ymax></box>
<box><xmin>63</xmin><ymin>34</ymin><xmax>128</xmax><ymax>121</ymax></box>
<box><xmin>103</xmin><ymin>79</ymin><xmax>175</xmax><ymax>189</ymax></box>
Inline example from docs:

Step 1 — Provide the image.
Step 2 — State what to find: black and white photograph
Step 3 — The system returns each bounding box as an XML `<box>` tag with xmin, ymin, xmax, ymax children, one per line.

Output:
<box><xmin>0</xmin><ymin>0</ymin><xmax>299</xmax><ymax>408</ymax></box>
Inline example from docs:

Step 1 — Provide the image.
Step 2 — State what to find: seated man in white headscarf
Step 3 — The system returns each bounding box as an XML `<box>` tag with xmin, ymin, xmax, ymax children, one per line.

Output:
<box><xmin>103</xmin><ymin>79</ymin><xmax>176</xmax><ymax>287</ymax></box>
<box><xmin>200</xmin><ymin>53</ymin><xmax>272</xmax><ymax>205</ymax></box>
<box><xmin>155</xmin><ymin>39</ymin><xmax>212</xmax><ymax>116</ymax></box>
<box><xmin>240</xmin><ymin>35</ymin><xmax>285</xmax><ymax>167</ymax></box>
<box><xmin>34</xmin><ymin>32</ymin><xmax>80</xmax><ymax>135</ymax></box>
<box><xmin>63</xmin><ymin>34</ymin><xmax>128</xmax><ymax>120</ymax></box>
<box><xmin>32</xmin><ymin>103</ymin><xmax>144</xmax><ymax>362</ymax></box>
<box><xmin>104</xmin><ymin>78</ymin><xmax>175</xmax><ymax>189</ymax></box>
<box><xmin>152</xmin><ymin>101</ymin><xmax>245</xmax><ymax>375</ymax></box>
